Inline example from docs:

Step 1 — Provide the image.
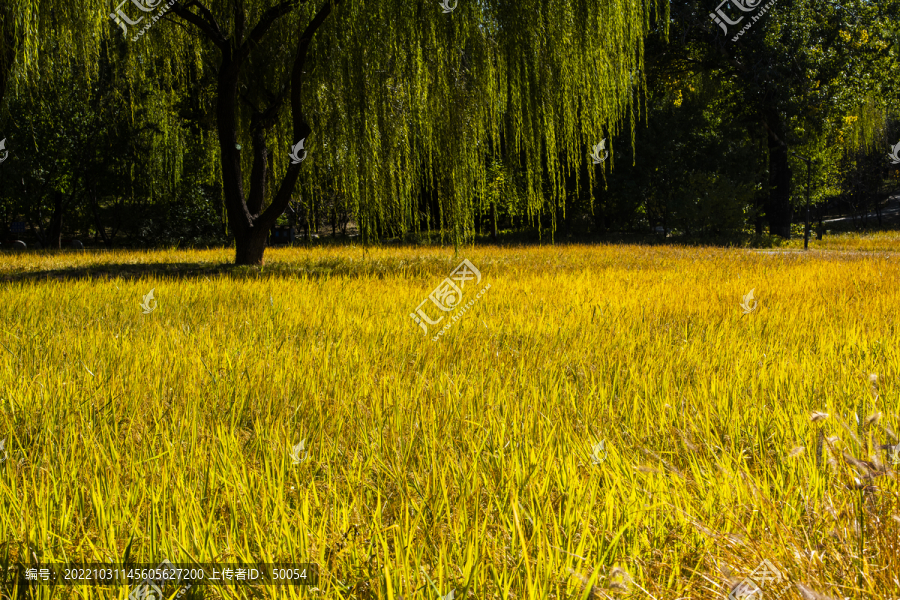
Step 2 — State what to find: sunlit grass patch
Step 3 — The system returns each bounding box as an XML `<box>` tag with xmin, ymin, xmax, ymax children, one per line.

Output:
<box><xmin>0</xmin><ymin>241</ymin><xmax>898</xmax><ymax>599</ymax></box>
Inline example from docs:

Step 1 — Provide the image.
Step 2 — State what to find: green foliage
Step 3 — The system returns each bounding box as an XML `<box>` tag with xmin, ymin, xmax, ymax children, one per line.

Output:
<box><xmin>1</xmin><ymin>0</ymin><xmax>898</xmax><ymax>248</ymax></box>
<box><xmin>3</xmin><ymin>0</ymin><xmax>670</xmax><ymax>251</ymax></box>
<box><xmin>0</xmin><ymin>37</ymin><xmax>224</xmax><ymax>247</ymax></box>
<box><xmin>591</xmin><ymin>70</ymin><xmax>761</xmax><ymax>236</ymax></box>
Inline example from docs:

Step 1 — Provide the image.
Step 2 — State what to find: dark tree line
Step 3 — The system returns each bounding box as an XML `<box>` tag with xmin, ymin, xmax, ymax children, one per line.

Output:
<box><xmin>0</xmin><ymin>0</ymin><xmax>898</xmax><ymax>259</ymax></box>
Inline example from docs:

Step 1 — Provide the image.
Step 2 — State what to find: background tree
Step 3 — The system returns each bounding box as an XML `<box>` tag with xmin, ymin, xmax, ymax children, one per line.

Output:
<box><xmin>638</xmin><ymin>0</ymin><xmax>900</xmax><ymax>238</ymax></box>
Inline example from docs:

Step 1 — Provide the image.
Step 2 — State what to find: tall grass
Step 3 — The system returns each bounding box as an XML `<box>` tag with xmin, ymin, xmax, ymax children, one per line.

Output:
<box><xmin>0</xmin><ymin>239</ymin><xmax>898</xmax><ymax>599</ymax></box>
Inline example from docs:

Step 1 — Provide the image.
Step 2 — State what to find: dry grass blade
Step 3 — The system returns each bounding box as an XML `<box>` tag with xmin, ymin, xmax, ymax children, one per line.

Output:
<box><xmin>566</xmin><ymin>567</ymin><xmax>611</xmax><ymax>600</ymax></box>
<box><xmin>796</xmin><ymin>582</ymin><xmax>841</xmax><ymax>600</ymax></box>
<box><xmin>865</xmin><ymin>412</ymin><xmax>882</xmax><ymax>427</ymax></box>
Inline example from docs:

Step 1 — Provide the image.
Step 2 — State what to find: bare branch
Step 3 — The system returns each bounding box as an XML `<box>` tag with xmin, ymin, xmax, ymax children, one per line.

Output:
<box><xmin>238</xmin><ymin>0</ymin><xmax>298</xmax><ymax>60</ymax></box>
<box><xmin>761</xmin><ymin>118</ymin><xmax>787</xmax><ymax>149</ymax></box>
<box><xmin>290</xmin><ymin>0</ymin><xmax>338</xmax><ymax>135</ymax></box>
<box><xmin>170</xmin><ymin>0</ymin><xmax>229</xmax><ymax>49</ymax></box>
<box><xmin>234</xmin><ymin>0</ymin><xmax>246</xmax><ymax>46</ymax></box>
<box><xmin>246</xmin><ymin>125</ymin><xmax>269</xmax><ymax>217</ymax></box>
<box><xmin>259</xmin><ymin>0</ymin><xmax>340</xmax><ymax>226</ymax></box>
<box><xmin>240</xmin><ymin>90</ymin><xmax>263</xmax><ymax>114</ymax></box>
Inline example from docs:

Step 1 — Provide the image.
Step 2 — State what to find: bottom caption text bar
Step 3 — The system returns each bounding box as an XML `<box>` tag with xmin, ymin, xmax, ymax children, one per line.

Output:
<box><xmin>2</xmin><ymin>562</ymin><xmax>318</xmax><ymax>587</ymax></box>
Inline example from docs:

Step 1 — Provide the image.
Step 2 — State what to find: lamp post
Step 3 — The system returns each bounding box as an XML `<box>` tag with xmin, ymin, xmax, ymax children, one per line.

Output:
<box><xmin>790</xmin><ymin>151</ymin><xmax>813</xmax><ymax>250</ymax></box>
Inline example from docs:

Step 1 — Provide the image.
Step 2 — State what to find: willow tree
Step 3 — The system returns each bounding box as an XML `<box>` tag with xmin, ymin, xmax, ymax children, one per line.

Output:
<box><xmin>128</xmin><ymin>0</ymin><xmax>663</xmax><ymax>263</ymax></box>
<box><xmin>0</xmin><ymin>0</ymin><xmax>116</xmax><ymax>245</ymax></box>
<box><xmin>0</xmin><ymin>0</ymin><xmax>109</xmax><ymax>130</ymax></box>
<box><xmin>0</xmin><ymin>0</ymin><xmax>197</xmax><ymax>249</ymax></box>
<box><xmin>7</xmin><ymin>0</ymin><xmax>666</xmax><ymax>262</ymax></box>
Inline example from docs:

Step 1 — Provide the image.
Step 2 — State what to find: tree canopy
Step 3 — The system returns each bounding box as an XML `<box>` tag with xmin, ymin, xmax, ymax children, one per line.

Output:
<box><xmin>1</xmin><ymin>0</ymin><xmax>898</xmax><ymax>259</ymax></box>
<box><xmin>3</xmin><ymin>0</ymin><xmax>667</xmax><ymax>261</ymax></box>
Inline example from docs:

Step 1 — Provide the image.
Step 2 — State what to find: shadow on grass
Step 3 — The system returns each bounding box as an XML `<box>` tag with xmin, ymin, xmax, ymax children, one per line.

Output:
<box><xmin>0</xmin><ymin>259</ymin><xmax>239</xmax><ymax>283</ymax></box>
<box><xmin>0</xmin><ymin>230</ymin><xmax>823</xmax><ymax>284</ymax></box>
<box><xmin>0</xmin><ymin>251</ymin><xmax>497</xmax><ymax>283</ymax></box>
<box><xmin>0</xmin><ymin>257</ymin><xmax>426</xmax><ymax>284</ymax></box>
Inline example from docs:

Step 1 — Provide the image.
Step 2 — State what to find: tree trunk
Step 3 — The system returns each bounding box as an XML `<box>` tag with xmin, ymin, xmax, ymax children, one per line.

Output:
<box><xmin>235</xmin><ymin>226</ymin><xmax>269</xmax><ymax>264</ymax></box>
<box><xmin>490</xmin><ymin>200</ymin><xmax>497</xmax><ymax>242</ymax></box>
<box><xmin>47</xmin><ymin>190</ymin><xmax>65</xmax><ymax>249</ymax></box>
<box><xmin>754</xmin><ymin>193</ymin><xmax>764</xmax><ymax>235</ymax></box>
<box><xmin>663</xmin><ymin>193</ymin><xmax>669</xmax><ymax>237</ymax></box>
<box><xmin>312</xmin><ymin>195</ymin><xmax>320</xmax><ymax>236</ymax></box>
<box><xmin>215</xmin><ymin>58</ymin><xmax>255</xmax><ymax>262</ymax></box>
<box><xmin>765</xmin><ymin>116</ymin><xmax>793</xmax><ymax>238</ymax></box>
<box><xmin>90</xmin><ymin>185</ymin><xmax>112</xmax><ymax>247</ymax></box>
<box><xmin>170</xmin><ymin>0</ymin><xmax>334</xmax><ymax>266</ymax></box>
<box><xmin>433</xmin><ymin>189</ymin><xmax>440</xmax><ymax>233</ymax></box>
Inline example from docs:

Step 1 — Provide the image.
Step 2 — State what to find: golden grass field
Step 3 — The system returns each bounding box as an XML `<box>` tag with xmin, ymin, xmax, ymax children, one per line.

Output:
<box><xmin>0</xmin><ymin>233</ymin><xmax>899</xmax><ymax>600</ymax></box>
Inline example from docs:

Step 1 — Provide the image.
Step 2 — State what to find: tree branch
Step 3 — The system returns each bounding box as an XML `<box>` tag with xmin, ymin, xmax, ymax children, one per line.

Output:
<box><xmin>234</xmin><ymin>0</ymin><xmax>246</xmax><ymax>47</ymax></box>
<box><xmin>262</xmin><ymin>84</ymin><xmax>293</xmax><ymax>126</ymax></box>
<box><xmin>170</xmin><ymin>0</ymin><xmax>229</xmax><ymax>49</ymax></box>
<box><xmin>290</xmin><ymin>0</ymin><xmax>338</xmax><ymax>135</ymax></box>
<box><xmin>761</xmin><ymin>117</ymin><xmax>787</xmax><ymax>149</ymax></box>
<box><xmin>259</xmin><ymin>0</ymin><xmax>340</xmax><ymax>227</ymax></box>
<box><xmin>238</xmin><ymin>0</ymin><xmax>298</xmax><ymax>61</ymax></box>
<box><xmin>246</xmin><ymin>124</ymin><xmax>269</xmax><ymax>217</ymax></box>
